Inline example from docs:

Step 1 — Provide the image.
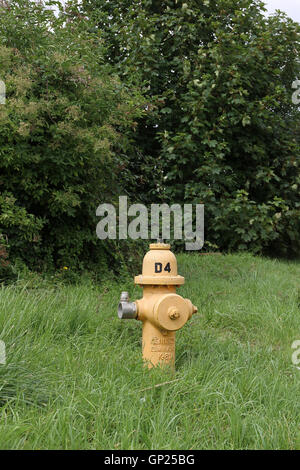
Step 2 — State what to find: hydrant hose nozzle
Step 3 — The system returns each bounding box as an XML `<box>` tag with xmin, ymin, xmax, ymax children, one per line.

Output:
<box><xmin>118</xmin><ymin>291</ymin><xmax>137</xmax><ymax>319</ymax></box>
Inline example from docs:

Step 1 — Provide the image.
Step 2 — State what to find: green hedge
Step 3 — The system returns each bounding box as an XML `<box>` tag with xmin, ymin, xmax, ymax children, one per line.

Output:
<box><xmin>85</xmin><ymin>0</ymin><xmax>300</xmax><ymax>256</ymax></box>
<box><xmin>0</xmin><ymin>0</ymin><xmax>145</xmax><ymax>278</ymax></box>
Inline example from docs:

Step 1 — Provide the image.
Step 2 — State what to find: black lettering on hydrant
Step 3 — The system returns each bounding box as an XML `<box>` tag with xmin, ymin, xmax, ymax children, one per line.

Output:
<box><xmin>164</xmin><ymin>262</ymin><xmax>171</xmax><ymax>273</ymax></box>
<box><xmin>155</xmin><ymin>262</ymin><xmax>163</xmax><ymax>273</ymax></box>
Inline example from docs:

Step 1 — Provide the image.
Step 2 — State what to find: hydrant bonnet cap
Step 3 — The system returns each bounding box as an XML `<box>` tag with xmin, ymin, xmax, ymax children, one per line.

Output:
<box><xmin>134</xmin><ymin>243</ymin><xmax>185</xmax><ymax>286</ymax></box>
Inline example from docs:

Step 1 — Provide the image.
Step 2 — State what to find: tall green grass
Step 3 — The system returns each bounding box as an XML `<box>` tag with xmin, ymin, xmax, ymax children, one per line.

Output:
<box><xmin>0</xmin><ymin>253</ymin><xmax>299</xmax><ymax>449</ymax></box>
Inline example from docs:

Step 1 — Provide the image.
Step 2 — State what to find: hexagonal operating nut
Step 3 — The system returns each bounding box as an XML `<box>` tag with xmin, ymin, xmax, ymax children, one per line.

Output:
<box><xmin>168</xmin><ymin>307</ymin><xmax>180</xmax><ymax>320</ymax></box>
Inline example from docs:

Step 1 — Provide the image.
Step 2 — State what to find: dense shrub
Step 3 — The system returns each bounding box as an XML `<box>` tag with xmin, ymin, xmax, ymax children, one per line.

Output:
<box><xmin>0</xmin><ymin>0</ymin><xmax>146</xmax><ymax>274</ymax></box>
<box><xmin>84</xmin><ymin>0</ymin><xmax>300</xmax><ymax>255</ymax></box>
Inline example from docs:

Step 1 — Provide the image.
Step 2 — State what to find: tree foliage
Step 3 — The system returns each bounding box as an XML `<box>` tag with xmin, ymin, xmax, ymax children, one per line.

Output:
<box><xmin>84</xmin><ymin>0</ymin><xmax>300</xmax><ymax>255</ymax></box>
<box><xmin>0</xmin><ymin>0</ymin><xmax>145</xmax><ymax>274</ymax></box>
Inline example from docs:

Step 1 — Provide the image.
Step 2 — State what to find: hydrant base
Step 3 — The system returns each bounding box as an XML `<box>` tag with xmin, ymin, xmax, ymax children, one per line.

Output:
<box><xmin>142</xmin><ymin>321</ymin><xmax>175</xmax><ymax>369</ymax></box>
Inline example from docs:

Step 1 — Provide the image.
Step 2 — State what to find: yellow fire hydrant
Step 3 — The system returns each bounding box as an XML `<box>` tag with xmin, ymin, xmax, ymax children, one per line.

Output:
<box><xmin>118</xmin><ymin>242</ymin><xmax>197</xmax><ymax>369</ymax></box>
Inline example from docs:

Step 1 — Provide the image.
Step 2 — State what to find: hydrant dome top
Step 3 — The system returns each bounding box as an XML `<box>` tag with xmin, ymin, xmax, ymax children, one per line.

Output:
<box><xmin>149</xmin><ymin>242</ymin><xmax>171</xmax><ymax>250</ymax></box>
<box><xmin>134</xmin><ymin>243</ymin><xmax>185</xmax><ymax>286</ymax></box>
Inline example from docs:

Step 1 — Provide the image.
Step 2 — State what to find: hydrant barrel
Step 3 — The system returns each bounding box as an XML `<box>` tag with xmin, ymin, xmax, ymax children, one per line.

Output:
<box><xmin>117</xmin><ymin>243</ymin><xmax>197</xmax><ymax>369</ymax></box>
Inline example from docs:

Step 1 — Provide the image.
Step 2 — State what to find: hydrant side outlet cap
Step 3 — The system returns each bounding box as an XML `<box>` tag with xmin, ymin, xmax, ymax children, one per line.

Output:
<box><xmin>154</xmin><ymin>294</ymin><xmax>189</xmax><ymax>331</ymax></box>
